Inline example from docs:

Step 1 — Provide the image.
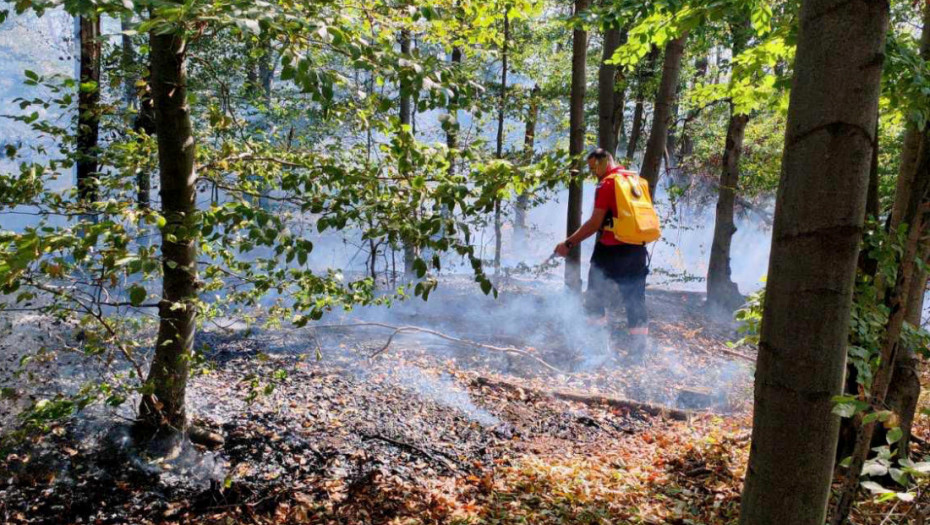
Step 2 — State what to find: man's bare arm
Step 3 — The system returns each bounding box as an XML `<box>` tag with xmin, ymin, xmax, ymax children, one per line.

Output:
<box><xmin>554</xmin><ymin>207</ymin><xmax>608</xmax><ymax>255</ymax></box>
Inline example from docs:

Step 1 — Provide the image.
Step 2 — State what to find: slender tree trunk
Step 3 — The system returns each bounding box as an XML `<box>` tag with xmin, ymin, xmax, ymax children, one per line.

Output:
<box><xmin>120</xmin><ymin>14</ymin><xmax>137</xmax><ymax>107</ymax></box>
<box><xmin>832</xmin><ymin>122</ymin><xmax>929</xmax><ymax>525</ymax></box>
<box><xmin>597</xmin><ymin>26</ymin><xmax>622</xmax><ymax>155</ymax></box>
<box><xmin>446</xmin><ymin>46</ymin><xmax>462</xmax><ymax>178</ymax></box>
<box><xmin>706</xmin><ymin>22</ymin><xmax>751</xmax><ymax>311</ymax></box>
<box><xmin>640</xmin><ymin>32</ymin><xmax>688</xmax><ymax>197</ymax></box>
<box><xmin>738</xmin><ymin>1</ymin><xmax>889</xmax><ymax>523</ymax></box>
<box><xmin>872</xmin><ymin>2</ymin><xmax>930</xmax><ymax>464</ymax></box>
<box><xmin>76</xmin><ymin>15</ymin><xmax>101</xmax><ymax>204</ymax></box>
<box><xmin>624</xmin><ymin>46</ymin><xmax>658</xmax><ymax>161</ymax></box>
<box><xmin>494</xmin><ymin>12</ymin><xmax>509</xmax><ymax>275</ymax></box>
<box><xmin>399</xmin><ymin>30</ymin><xmax>417</xmax><ymax>279</ymax></box>
<box><xmin>258</xmin><ymin>38</ymin><xmax>274</xmax><ymax>102</ymax></box>
<box><xmin>133</xmin><ymin>68</ymin><xmax>156</xmax><ymax>208</ymax></box>
<box><xmin>677</xmin><ymin>57</ymin><xmax>708</xmax><ymax>162</ymax></box>
<box><xmin>611</xmin><ymin>76</ymin><xmax>626</xmax><ymax>157</ymax></box>
<box><xmin>625</xmin><ymin>97</ymin><xmax>644</xmax><ymax>160</ymax></box>
<box><xmin>514</xmin><ymin>84</ymin><xmax>539</xmax><ymax>235</ymax></box>
<box><xmin>706</xmin><ymin>107</ymin><xmax>748</xmax><ymax>310</ymax></box>
<box><xmin>136</xmin><ymin>11</ymin><xmax>199</xmax><ymax>440</ymax></box>
<box><xmin>565</xmin><ymin>0</ymin><xmax>589</xmax><ymax>291</ymax></box>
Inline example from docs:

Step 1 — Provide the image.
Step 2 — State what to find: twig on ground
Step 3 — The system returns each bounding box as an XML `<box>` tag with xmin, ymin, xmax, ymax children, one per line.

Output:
<box><xmin>361</xmin><ymin>433</ymin><xmax>462</xmax><ymax>473</ymax></box>
<box><xmin>314</xmin><ymin>322</ymin><xmax>563</xmax><ymax>374</ymax></box>
<box><xmin>473</xmin><ymin>376</ymin><xmax>693</xmax><ymax>421</ymax></box>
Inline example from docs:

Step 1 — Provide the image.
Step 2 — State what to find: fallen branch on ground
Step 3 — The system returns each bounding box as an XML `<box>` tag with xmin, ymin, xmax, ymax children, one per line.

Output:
<box><xmin>314</xmin><ymin>322</ymin><xmax>564</xmax><ymax>374</ymax></box>
<box><xmin>473</xmin><ymin>376</ymin><xmax>693</xmax><ymax>421</ymax></box>
<box><xmin>361</xmin><ymin>433</ymin><xmax>462</xmax><ymax>473</ymax></box>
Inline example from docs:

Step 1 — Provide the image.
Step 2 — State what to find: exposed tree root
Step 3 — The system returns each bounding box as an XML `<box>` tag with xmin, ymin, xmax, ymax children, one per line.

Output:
<box><xmin>472</xmin><ymin>376</ymin><xmax>693</xmax><ymax>421</ymax></box>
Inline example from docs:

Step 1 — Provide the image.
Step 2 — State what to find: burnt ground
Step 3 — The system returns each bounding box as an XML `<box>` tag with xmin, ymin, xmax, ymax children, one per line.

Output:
<box><xmin>0</xmin><ymin>282</ymin><xmax>926</xmax><ymax>524</ymax></box>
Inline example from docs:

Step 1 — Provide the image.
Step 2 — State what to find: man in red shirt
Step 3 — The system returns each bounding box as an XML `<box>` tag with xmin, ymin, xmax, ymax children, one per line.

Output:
<box><xmin>554</xmin><ymin>148</ymin><xmax>650</xmax><ymax>361</ymax></box>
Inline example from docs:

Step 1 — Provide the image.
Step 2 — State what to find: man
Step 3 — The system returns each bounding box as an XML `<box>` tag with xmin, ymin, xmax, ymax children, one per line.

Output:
<box><xmin>554</xmin><ymin>148</ymin><xmax>651</xmax><ymax>360</ymax></box>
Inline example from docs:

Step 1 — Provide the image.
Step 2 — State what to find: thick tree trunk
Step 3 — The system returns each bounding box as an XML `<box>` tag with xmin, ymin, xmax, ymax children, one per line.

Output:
<box><xmin>640</xmin><ymin>33</ymin><xmax>688</xmax><ymax>197</ymax></box>
<box><xmin>136</xmin><ymin>14</ymin><xmax>198</xmax><ymax>440</ymax></box>
<box><xmin>738</xmin><ymin>0</ymin><xmax>888</xmax><ymax>523</ymax></box>
<box><xmin>597</xmin><ymin>26</ymin><xmax>622</xmax><ymax>155</ymax></box>
<box><xmin>565</xmin><ymin>0</ymin><xmax>589</xmax><ymax>291</ymax></box>
<box><xmin>706</xmin><ymin>108</ymin><xmax>748</xmax><ymax>311</ymax></box>
<box><xmin>399</xmin><ymin>30</ymin><xmax>417</xmax><ymax>279</ymax></box>
<box><xmin>76</xmin><ymin>15</ymin><xmax>101</xmax><ymax>204</ymax></box>
<box><xmin>494</xmin><ymin>12</ymin><xmax>509</xmax><ymax>275</ymax></box>
<box><xmin>514</xmin><ymin>84</ymin><xmax>540</xmax><ymax>234</ymax></box>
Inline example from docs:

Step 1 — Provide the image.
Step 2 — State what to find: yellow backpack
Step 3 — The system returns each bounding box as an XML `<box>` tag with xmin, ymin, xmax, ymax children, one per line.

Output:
<box><xmin>602</xmin><ymin>170</ymin><xmax>661</xmax><ymax>244</ymax></box>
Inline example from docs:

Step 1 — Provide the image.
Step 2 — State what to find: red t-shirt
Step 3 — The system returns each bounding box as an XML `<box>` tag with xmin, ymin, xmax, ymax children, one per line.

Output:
<box><xmin>594</xmin><ymin>166</ymin><xmax>627</xmax><ymax>245</ymax></box>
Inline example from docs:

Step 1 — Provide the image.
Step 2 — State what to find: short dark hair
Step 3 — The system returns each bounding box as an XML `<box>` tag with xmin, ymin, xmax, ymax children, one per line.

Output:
<box><xmin>587</xmin><ymin>148</ymin><xmax>610</xmax><ymax>160</ymax></box>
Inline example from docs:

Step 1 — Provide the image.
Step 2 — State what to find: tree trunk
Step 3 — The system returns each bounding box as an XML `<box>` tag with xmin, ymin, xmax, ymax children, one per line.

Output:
<box><xmin>738</xmin><ymin>0</ymin><xmax>889</xmax><ymax>523</ymax></box>
<box><xmin>706</xmin><ymin>21</ymin><xmax>751</xmax><ymax>311</ymax></box>
<box><xmin>258</xmin><ymin>38</ymin><xmax>274</xmax><ymax>102</ymax></box>
<box><xmin>624</xmin><ymin>46</ymin><xmax>658</xmax><ymax>162</ymax></box>
<box><xmin>706</xmin><ymin>107</ymin><xmax>748</xmax><ymax>311</ymax></box>
<box><xmin>136</xmin><ymin>10</ymin><xmax>199</xmax><ymax>440</ymax></box>
<box><xmin>875</xmin><ymin>2</ymin><xmax>930</xmax><ymax>464</ymax></box>
<box><xmin>597</xmin><ymin>26</ymin><xmax>622</xmax><ymax>155</ymax></box>
<box><xmin>133</xmin><ymin>67</ymin><xmax>156</xmax><ymax>208</ymax></box>
<box><xmin>625</xmin><ymin>97</ymin><xmax>644</xmax><ymax>160</ymax></box>
<box><xmin>399</xmin><ymin>30</ymin><xmax>417</xmax><ymax>279</ymax></box>
<box><xmin>565</xmin><ymin>0</ymin><xmax>588</xmax><ymax>291</ymax></box>
<box><xmin>832</xmin><ymin>122</ymin><xmax>929</xmax><ymax>525</ymax></box>
<box><xmin>514</xmin><ymin>84</ymin><xmax>539</xmax><ymax>235</ymax></box>
<box><xmin>120</xmin><ymin>14</ymin><xmax>137</xmax><ymax>107</ymax></box>
<box><xmin>640</xmin><ymin>32</ymin><xmax>688</xmax><ymax>197</ymax></box>
<box><xmin>677</xmin><ymin>56</ymin><xmax>708</xmax><ymax>162</ymax></box>
<box><xmin>494</xmin><ymin>12</ymin><xmax>509</xmax><ymax>275</ymax></box>
<box><xmin>76</xmin><ymin>15</ymin><xmax>101</xmax><ymax>204</ymax></box>
<box><xmin>446</xmin><ymin>46</ymin><xmax>462</xmax><ymax>178</ymax></box>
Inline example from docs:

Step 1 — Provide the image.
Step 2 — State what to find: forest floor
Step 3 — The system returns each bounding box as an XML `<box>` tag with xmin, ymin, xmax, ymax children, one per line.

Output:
<box><xmin>0</xmin><ymin>279</ymin><xmax>928</xmax><ymax>524</ymax></box>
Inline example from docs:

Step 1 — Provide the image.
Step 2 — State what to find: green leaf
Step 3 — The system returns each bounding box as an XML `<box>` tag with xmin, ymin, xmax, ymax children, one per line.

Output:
<box><xmin>886</xmin><ymin>427</ymin><xmax>903</xmax><ymax>444</ymax></box>
<box><xmin>128</xmin><ymin>285</ymin><xmax>147</xmax><ymax>306</ymax></box>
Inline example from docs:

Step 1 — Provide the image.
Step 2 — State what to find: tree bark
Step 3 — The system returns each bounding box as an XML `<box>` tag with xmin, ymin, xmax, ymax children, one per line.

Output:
<box><xmin>832</xmin><ymin>120</ymin><xmax>929</xmax><ymax>525</ymax></box>
<box><xmin>514</xmin><ymin>84</ymin><xmax>539</xmax><ymax>235</ymax></box>
<box><xmin>876</xmin><ymin>2</ymin><xmax>930</xmax><ymax>463</ymax></box>
<box><xmin>565</xmin><ymin>0</ymin><xmax>588</xmax><ymax>291</ymax></box>
<box><xmin>136</xmin><ymin>11</ymin><xmax>199</xmax><ymax>440</ymax></box>
<box><xmin>120</xmin><ymin>14</ymin><xmax>137</xmax><ymax>107</ymax></box>
<box><xmin>625</xmin><ymin>97</ymin><xmax>644</xmax><ymax>160</ymax></box>
<box><xmin>76</xmin><ymin>15</ymin><xmax>101</xmax><ymax>204</ymax></box>
<box><xmin>446</xmin><ymin>46</ymin><xmax>462</xmax><ymax>178</ymax></box>
<box><xmin>624</xmin><ymin>46</ymin><xmax>658</xmax><ymax>161</ymax></box>
<box><xmin>706</xmin><ymin>21</ymin><xmax>751</xmax><ymax>311</ymax></box>
<box><xmin>640</xmin><ymin>33</ymin><xmax>688</xmax><ymax>197</ymax></box>
<box><xmin>133</xmin><ymin>67</ymin><xmax>156</xmax><ymax>208</ymax></box>
<box><xmin>494</xmin><ymin>12</ymin><xmax>509</xmax><ymax>275</ymax></box>
<box><xmin>399</xmin><ymin>30</ymin><xmax>417</xmax><ymax>279</ymax></box>
<box><xmin>706</xmin><ymin>108</ymin><xmax>748</xmax><ymax>311</ymax></box>
<box><xmin>738</xmin><ymin>0</ymin><xmax>889</xmax><ymax>523</ymax></box>
<box><xmin>597</xmin><ymin>26</ymin><xmax>622</xmax><ymax>155</ymax></box>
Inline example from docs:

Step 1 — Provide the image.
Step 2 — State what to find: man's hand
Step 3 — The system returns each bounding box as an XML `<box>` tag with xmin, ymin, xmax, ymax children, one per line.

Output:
<box><xmin>554</xmin><ymin>242</ymin><xmax>571</xmax><ymax>257</ymax></box>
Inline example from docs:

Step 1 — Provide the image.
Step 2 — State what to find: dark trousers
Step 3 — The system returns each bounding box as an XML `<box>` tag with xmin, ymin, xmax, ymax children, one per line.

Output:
<box><xmin>584</xmin><ymin>242</ymin><xmax>648</xmax><ymax>328</ymax></box>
